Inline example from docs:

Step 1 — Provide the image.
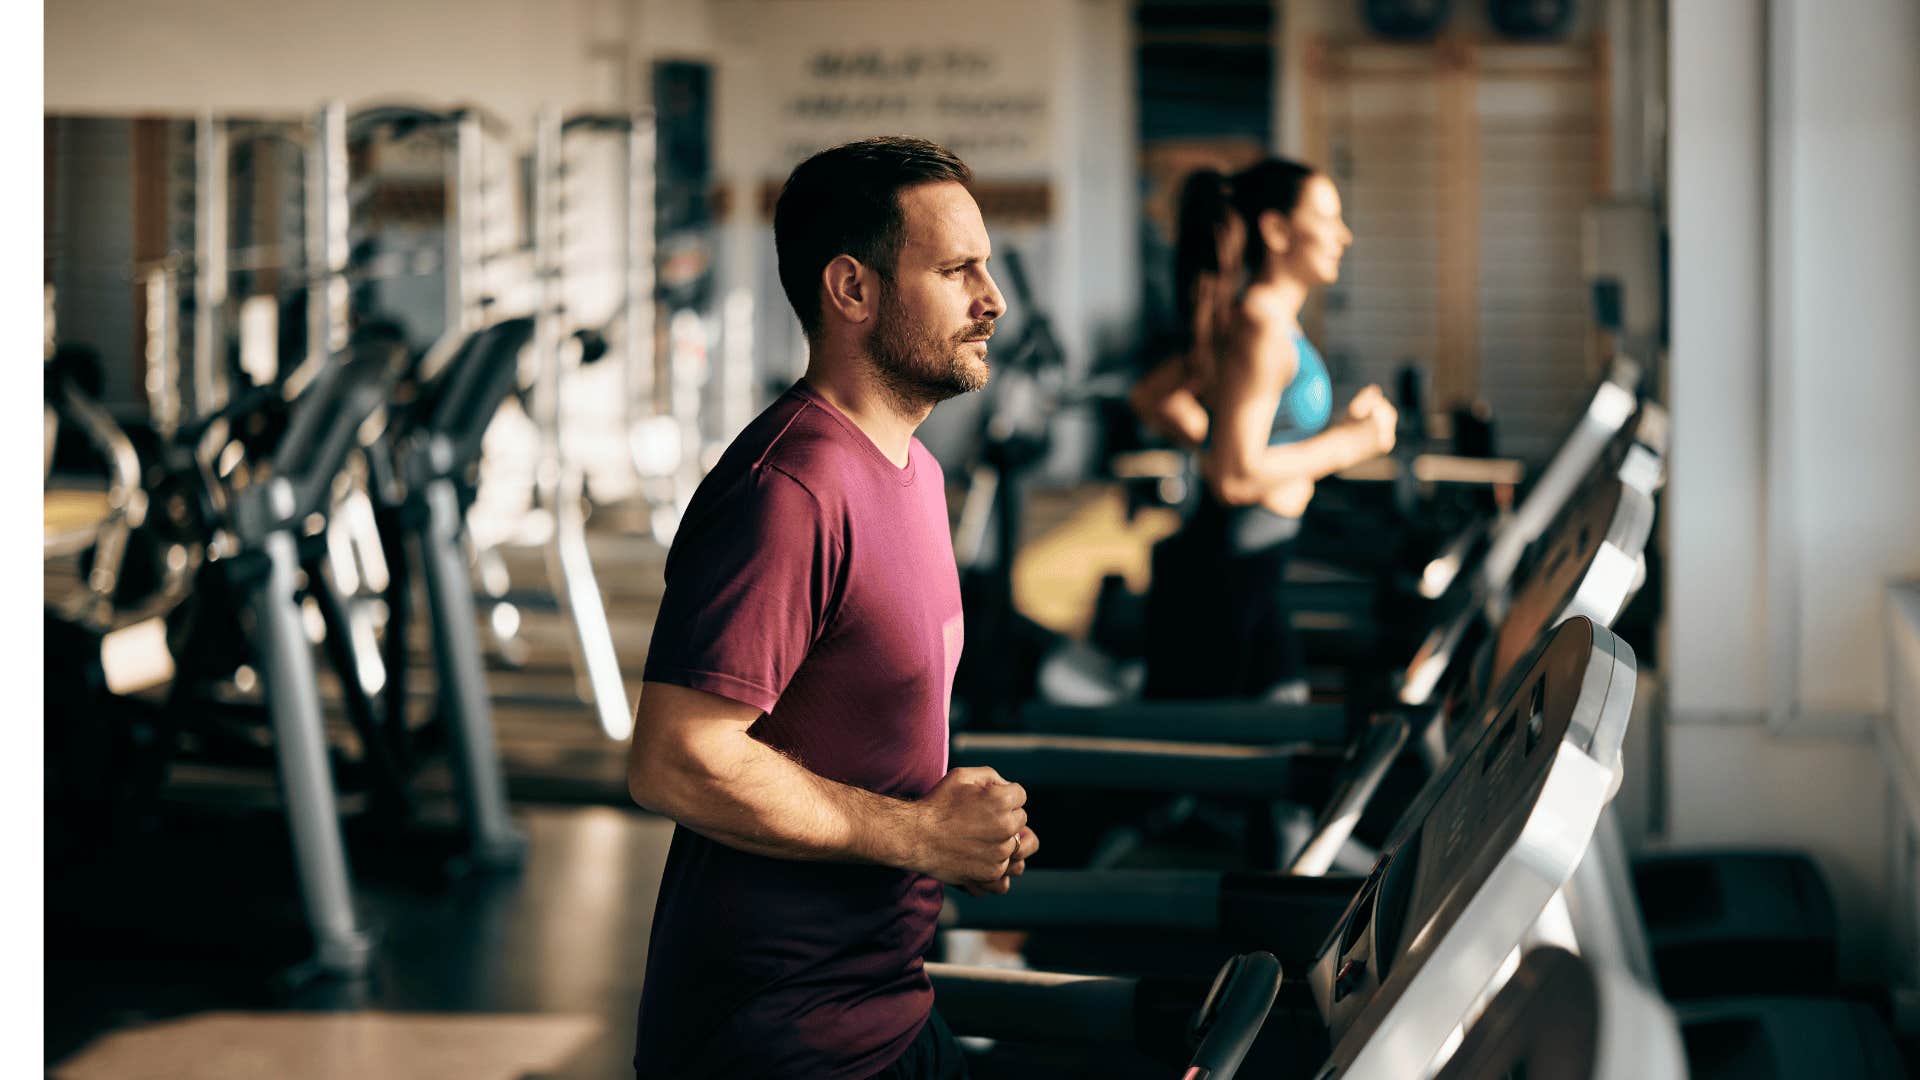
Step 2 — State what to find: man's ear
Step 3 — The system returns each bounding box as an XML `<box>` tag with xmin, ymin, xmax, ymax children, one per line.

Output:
<box><xmin>821</xmin><ymin>254</ymin><xmax>876</xmax><ymax>326</ymax></box>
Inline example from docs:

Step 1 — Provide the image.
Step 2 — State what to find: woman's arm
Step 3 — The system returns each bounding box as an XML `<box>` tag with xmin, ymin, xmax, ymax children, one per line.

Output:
<box><xmin>1128</xmin><ymin>354</ymin><xmax>1210</xmax><ymax>448</ymax></box>
<box><xmin>1129</xmin><ymin>270</ymin><xmax>1234</xmax><ymax>448</ymax></box>
<box><xmin>1205</xmin><ymin>313</ymin><xmax>1395</xmax><ymax>507</ymax></box>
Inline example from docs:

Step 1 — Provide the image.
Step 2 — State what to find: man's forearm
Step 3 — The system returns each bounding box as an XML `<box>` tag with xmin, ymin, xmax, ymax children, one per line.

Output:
<box><xmin>633</xmin><ymin>726</ymin><xmax>925</xmax><ymax>871</ymax></box>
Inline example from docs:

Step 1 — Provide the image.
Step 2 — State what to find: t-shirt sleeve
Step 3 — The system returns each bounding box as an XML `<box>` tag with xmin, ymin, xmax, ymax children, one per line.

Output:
<box><xmin>642</xmin><ymin>465</ymin><xmax>843</xmax><ymax>713</ymax></box>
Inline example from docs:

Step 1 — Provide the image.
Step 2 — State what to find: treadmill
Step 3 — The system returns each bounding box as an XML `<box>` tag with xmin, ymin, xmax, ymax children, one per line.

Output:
<box><xmin>946</xmin><ymin>440</ymin><xmax>1658</xmax><ymax>882</ymax></box>
<box><xmin>1430</xmin><ymin>946</ymin><xmax>1686</xmax><ymax>1080</ymax></box>
<box><xmin>933</xmin><ymin>617</ymin><xmax>1638</xmax><ymax>1078</ymax></box>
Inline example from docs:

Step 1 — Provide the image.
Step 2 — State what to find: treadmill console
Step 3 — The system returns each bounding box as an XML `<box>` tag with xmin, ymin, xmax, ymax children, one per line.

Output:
<box><xmin>1309</xmin><ymin>618</ymin><xmax>1636</xmax><ymax>1079</ymax></box>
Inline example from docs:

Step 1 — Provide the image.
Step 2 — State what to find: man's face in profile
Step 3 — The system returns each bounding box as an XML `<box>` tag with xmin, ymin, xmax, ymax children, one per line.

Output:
<box><xmin>866</xmin><ymin>181</ymin><xmax>1006</xmax><ymax>404</ymax></box>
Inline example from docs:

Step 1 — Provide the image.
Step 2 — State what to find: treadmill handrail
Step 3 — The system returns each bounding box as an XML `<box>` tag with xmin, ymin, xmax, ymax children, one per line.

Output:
<box><xmin>950</xmin><ymin>731</ymin><xmax>1324</xmax><ymax>799</ymax></box>
<box><xmin>426</xmin><ymin>316</ymin><xmax>537</xmax><ymax>466</ymax></box>
<box><xmin>946</xmin><ymin>868</ymin><xmax>1226</xmax><ymax>931</ymax></box>
<box><xmin>1013</xmin><ymin>699</ymin><xmax>1352</xmax><ymax>746</ymax></box>
<box><xmin>1477</xmin><ymin>360</ymin><xmax>1639</xmax><ymax>591</ymax></box>
<box><xmin>1287</xmin><ymin>717</ymin><xmax>1412</xmax><ymax>876</ymax></box>
<box><xmin>270</xmin><ymin>342</ymin><xmax>403</xmax><ymax>521</ymax></box>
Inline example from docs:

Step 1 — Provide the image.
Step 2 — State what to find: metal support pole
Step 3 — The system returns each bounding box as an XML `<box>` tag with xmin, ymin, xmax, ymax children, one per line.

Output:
<box><xmin>192</xmin><ymin>113</ymin><xmax>229</xmax><ymax>420</ymax></box>
<box><xmin>533</xmin><ymin>109</ymin><xmax>635</xmax><ymax>741</ymax></box>
<box><xmin>624</xmin><ymin>112</ymin><xmax>657</xmax><ymax>453</ymax></box>
<box><xmin>418</xmin><ymin>470</ymin><xmax>526</xmax><ymax>866</ymax></box>
<box><xmin>144</xmin><ymin>268</ymin><xmax>181</xmax><ymax>439</ymax></box>
<box><xmin>250</xmin><ymin>521</ymin><xmax>375</xmax><ymax>976</ymax></box>
<box><xmin>300</xmin><ymin>100</ymin><xmax>349</xmax><ymax>391</ymax></box>
<box><xmin>546</xmin><ymin>473</ymin><xmax>633</xmax><ymax>740</ymax></box>
<box><xmin>532</xmin><ymin>108</ymin><xmax>565</xmax><ymax>494</ymax></box>
<box><xmin>449</xmin><ymin>112</ymin><xmax>487</xmax><ymax>337</ymax></box>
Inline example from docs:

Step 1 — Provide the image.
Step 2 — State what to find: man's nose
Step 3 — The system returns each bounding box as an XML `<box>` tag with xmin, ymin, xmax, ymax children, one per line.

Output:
<box><xmin>976</xmin><ymin>270</ymin><xmax>1006</xmax><ymax>322</ymax></box>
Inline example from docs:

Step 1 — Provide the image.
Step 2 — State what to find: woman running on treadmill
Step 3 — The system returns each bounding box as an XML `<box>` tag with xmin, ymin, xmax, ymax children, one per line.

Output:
<box><xmin>1145</xmin><ymin>159</ymin><xmax>1398</xmax><ymax>701</ymax></box>
<box><xmin>1129</xmin><ymin>169</ymin><xmax>1242</xmax><ymax>447</ymax></box>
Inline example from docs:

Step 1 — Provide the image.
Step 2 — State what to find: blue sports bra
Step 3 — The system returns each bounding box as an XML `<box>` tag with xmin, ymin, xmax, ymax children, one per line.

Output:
<box><xmin>1268</xmin><ymin>331</ymin><xmax>1333</xmax><ymax>445</ymax></box>
<box><xmin>1198</xmin><ymin>329</ymin><xmax>1334</xmax><ymax>555</ymax></box>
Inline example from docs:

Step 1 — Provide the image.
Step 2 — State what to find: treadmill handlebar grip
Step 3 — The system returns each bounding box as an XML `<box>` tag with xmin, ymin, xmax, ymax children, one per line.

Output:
<box><xmin>1188</xmin><ymin>952</ymin><xmax>1283</xmax><ymax>1080</ymax></box>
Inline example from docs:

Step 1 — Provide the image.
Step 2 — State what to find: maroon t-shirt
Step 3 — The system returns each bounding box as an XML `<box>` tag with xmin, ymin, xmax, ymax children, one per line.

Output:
<box><xmin>634</xmin><ymin>381</ymin><xmax>964</xmax><ymax>1079</ymax></box>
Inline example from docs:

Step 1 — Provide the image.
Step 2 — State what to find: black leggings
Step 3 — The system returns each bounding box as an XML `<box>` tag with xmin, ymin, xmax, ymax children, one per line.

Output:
<box><xmin>1143</xmin><ymin>498</ymin><xmax>1303</xmax><ymax>700</ymax></box>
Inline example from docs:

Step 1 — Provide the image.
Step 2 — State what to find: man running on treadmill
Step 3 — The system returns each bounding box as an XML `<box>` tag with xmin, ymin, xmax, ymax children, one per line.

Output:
<box><xmin>627</xmin><ymin>137</ymin><xmax>1036</xmax><ymax>1079</ymax></box>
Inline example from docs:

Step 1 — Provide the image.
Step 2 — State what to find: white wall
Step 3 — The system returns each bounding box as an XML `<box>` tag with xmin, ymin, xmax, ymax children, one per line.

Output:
<box><xmin>45</xmin><ymin>0</ymin><xmax>620</xmax><ymax>130</ymax></box>
<box><xmin>1770</xmin><ymin>0</ymin><xmax>1920</xmax><ymax>723</ymax></box>
<box><xmin>1070</xmin><ymin>0</ymin><xmax>1140</xmax><ymax>367</ymax></box>
<box><xmin>1665</xmin><ymin>0</ymin><xmax>1771</xmax><ymax>721</ymax></box>
<box><xmin>703</xmin><ymin>0</ymin><xmax>1132</xmax><ymax>381</ymax></box>
<box><xmin>47</xmin><ymin>0</ymin><xmax>1140</xmax><ymax>467</ymax></box>
<box><xmin>1665</xmin><ymin>0</ymin><xmax>1920</xmax><ymax>982</ymax></box>
<box><xmin>1665</xmin><ymin>723</ymin><xmax>1892</xmax><ymax>978</ymax></box>
<box><xmin>1668</xmin><ymin>0</ymin><xmax>1920</xmax><ymax>729</ymax></box>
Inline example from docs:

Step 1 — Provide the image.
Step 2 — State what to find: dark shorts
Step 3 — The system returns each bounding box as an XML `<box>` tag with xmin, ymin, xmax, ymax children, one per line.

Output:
<box><xmin>867</xmin><ymin>1008</ymin><xmax>968</xmax><ymax>1080</ymax></box>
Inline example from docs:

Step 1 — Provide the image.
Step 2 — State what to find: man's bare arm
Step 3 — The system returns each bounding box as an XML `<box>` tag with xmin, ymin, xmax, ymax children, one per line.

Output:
<box><xmin>627</xmin><ymin>681</ymin><xmax>1033</xmax><ymax>891</ymax></box>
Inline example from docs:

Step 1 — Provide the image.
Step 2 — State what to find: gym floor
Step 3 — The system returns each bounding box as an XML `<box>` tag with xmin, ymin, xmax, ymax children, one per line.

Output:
<box><xmin>48</xmin><ymin>802</ymin><xmax>673</xmax><ymax>1079</ymax></box>
<box><xmin>44</xmin><ymin>487</ymin><xmax>1134</xmax><ymax>1079</ymax></box>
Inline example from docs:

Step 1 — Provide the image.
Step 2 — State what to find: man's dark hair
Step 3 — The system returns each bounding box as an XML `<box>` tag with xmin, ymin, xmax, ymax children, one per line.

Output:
<box><xmin>773</xmin><ymin>136</ymin><xmax>973</xmax><ymax>337</ymax></box>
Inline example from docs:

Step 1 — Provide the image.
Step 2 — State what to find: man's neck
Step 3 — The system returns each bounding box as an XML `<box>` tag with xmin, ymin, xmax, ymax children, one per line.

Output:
<box><xmin>801</xmin><ymin>354</ymin><xmax>932</xmax><ymax>469</ymax></box>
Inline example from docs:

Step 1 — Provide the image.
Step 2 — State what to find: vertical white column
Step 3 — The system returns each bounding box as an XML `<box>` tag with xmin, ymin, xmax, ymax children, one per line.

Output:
<box><xmin>305</xmin><ymin>100</ymin><xmax>349</xmax><ymax>380</ymax></box>
<box><xmin>193</xmin><ymin>112</ymin><xmax>228</xmax><ymax>418</ymax></box>
<box><xmin>1665</xmin><ymin>0</ymin><xmax>1771</xmax><ymax>722</ymax></box>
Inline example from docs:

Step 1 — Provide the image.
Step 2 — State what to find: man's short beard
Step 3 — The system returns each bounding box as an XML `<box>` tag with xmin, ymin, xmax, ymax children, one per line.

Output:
<box><xmin>865</xmin><ymin>280</ymin><xmax>991</xmax><ymax>412</ymax></box>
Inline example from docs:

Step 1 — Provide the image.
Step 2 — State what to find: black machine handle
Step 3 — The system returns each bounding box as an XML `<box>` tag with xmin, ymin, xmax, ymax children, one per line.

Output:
<box><xmin>1187</xmin><ymin>952</ymin><xmax>1283</xmax><ymax>1080</ymax></box>
<box><xmin>572</xmin><ymin>326</ymin><xmax>610</xmax><ymax>365</ymax></box>
<box><xmin>995</xmin><ymin>249</ymin><xmax>1062</xmax><ymax>377</ymax></box>
<box><xmin>1014</xmin><ymin>700</ymin><xmax>1354</xmax><ymax>747</ymax></box>
<box><xmin>1000</xmin><ymin>247</ymin><xmax>1035</xmax><ymax>309</ymax></box>
<box><xmin>944</xmin><ymin>867</ymin><xmax>1362</xmax><ymax>973</ymax></box>
<box><xmin>347</xmin><ymin>103</ymin><xmax>513</xmax><ymax>143</ymax></box>
<box><xmin>949</xmin><ymin>731</ymin><xmax>1318</xmax><ymax>799</ymax></box>
<box><xmin>561</xmin><ymin>111</ymin><xmax>650</xmax><ymax>134</ymax></box>
<box><xmin>271</xmin><ymin>341</ymin><xmax>405</xmax><ymax>518</ymax></box>
<box><xmin>424</xmin><ymin>317</ymin><xmax>538</xmax><ymax>463</ymax></box>
<box><xmin>175</xmin><ymin>380</ymin><xmax>284</xmax><ymax>449</ymax></box>
<box><xmin>947</xmin><ymin>868</ymin><xmax>1224</xmax><ymax>932</ymax></box>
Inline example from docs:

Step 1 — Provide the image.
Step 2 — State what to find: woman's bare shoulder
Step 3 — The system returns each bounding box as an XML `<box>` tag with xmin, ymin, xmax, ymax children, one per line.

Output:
<box><xmin>1233</xmin><ymin>295</ymin><xmax>1296</xmax><ymax>354</ymax></box>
